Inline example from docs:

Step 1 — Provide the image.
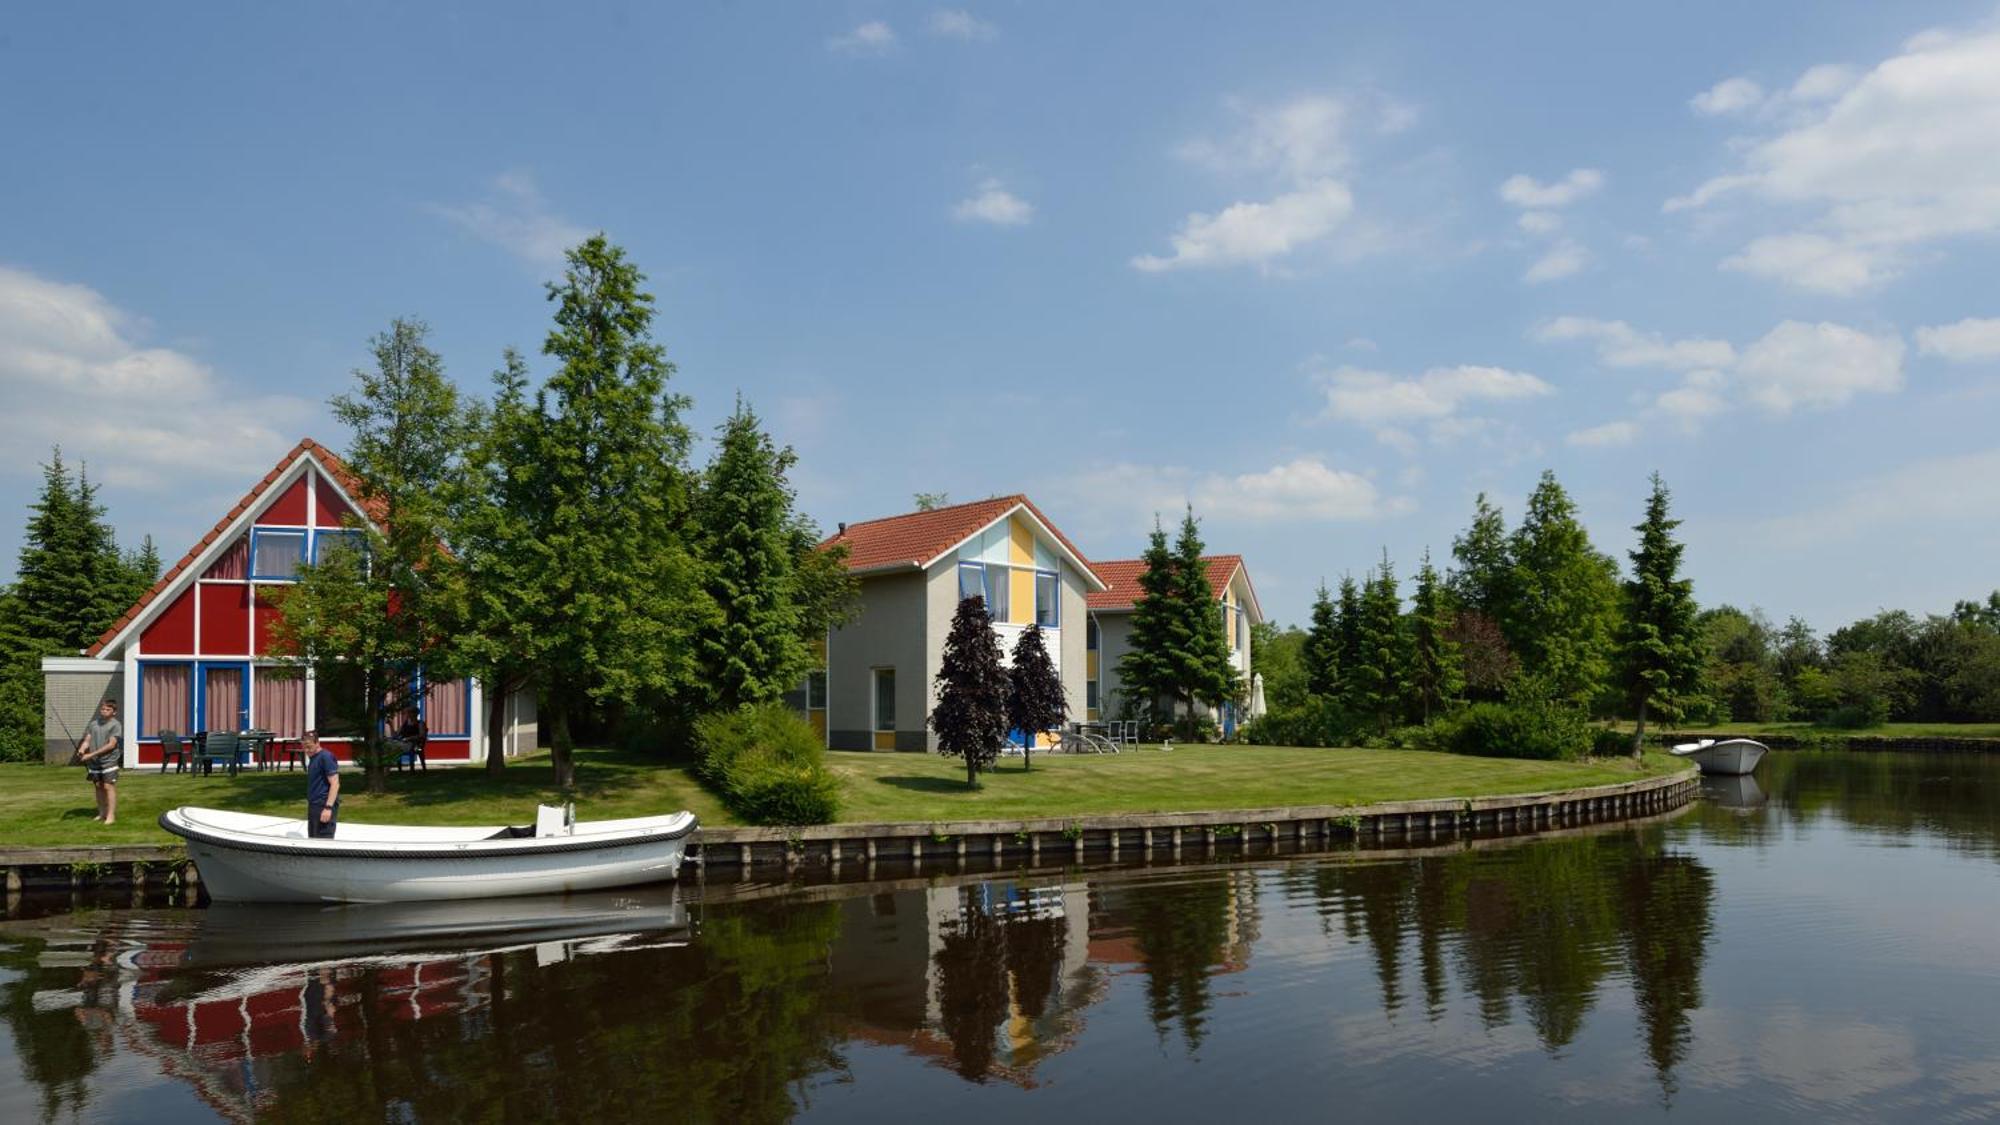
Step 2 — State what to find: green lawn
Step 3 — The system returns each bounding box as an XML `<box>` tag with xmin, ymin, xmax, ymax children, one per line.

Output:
<box><xmin>1629</xmin><ymin>721</ymin><xmax>2000</xmax><ymax>741</ymax></box>
<box><xmin>0</xmin><ymin>745</ymin><xmax>1677</xmax><ymax>848</ymax></box>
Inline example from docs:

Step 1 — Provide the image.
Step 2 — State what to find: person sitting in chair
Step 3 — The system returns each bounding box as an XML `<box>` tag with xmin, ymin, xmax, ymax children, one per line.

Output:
<box><xmin>389</xmin><ymin>716</ymin><xmax>427</xmax><ymax>769</ymax></box>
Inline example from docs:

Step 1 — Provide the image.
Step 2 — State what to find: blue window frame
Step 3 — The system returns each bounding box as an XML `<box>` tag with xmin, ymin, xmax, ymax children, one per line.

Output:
<box><xmin>135</xmin><ymin>660</ymin><xmax>194</xmax><ymax>740</ymax></box>
<box><xmin>983</xmin><ymin>566</ymin><xmax>1010</xmax><ymax>620</ymax></box>
<box><xmin>958</xmin><ymin>562</ymin><xmax>985</xmax><ymax>604</ymax></box>
<box><xmin>1034</xmin><ymin>571</ymin><xmax>1058</xmax><ymax>628</ymax></box>
<box><xmin>195</xmin><ymin>661</ymin><xmax>251</xmax><ymax>733</ymax></box>
<box><xmin>313</xmin><ymin>528</ymin><xmax>367</xmax><ymax>563</ymax></box>
<box><xmin>249</xmin><ymin>528</ymin><xmax>307</xmax><ymax>580</ymax></box>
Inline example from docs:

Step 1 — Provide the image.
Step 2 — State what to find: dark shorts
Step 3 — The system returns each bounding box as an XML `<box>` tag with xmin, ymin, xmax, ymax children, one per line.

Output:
<box><xmin>308</xmin><ymin>803</ymin><xmax>338</xmax><ymax>839</ymax></box>
<box><xmin>87</xmin><ymin>765</ymin><xmax>118</xmax><ymax>785</ymax></box>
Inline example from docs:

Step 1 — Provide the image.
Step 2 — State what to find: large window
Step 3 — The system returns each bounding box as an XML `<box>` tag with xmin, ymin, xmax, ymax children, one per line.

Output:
<box><xmin>313</xmin><ymin>528</ymin><xmax>367</xmax><ymax>564</ymax></box>
<box><xmin>1236</xmin><ymin>605</ymin><xmax>1247</xmax><ymax>649</ymax></box>
<box><xmin>424</xmin><ymin>677</ymin><xmax>470</xmax><ymax>736</ymax></box>
<box><xmin>254</xmin><ymin>668</ymin><xmax>307</xmax><ymax>738</ymax></box>
<box><xmin>873</xmin><ymin>669</ymin><xmax>896</xmax><ymax>732</ymax></box>
<box><xmin>314</xmin><ymin>663</ymin><xmax>369</xmax><ymax>738</ymax></box>
<box><xmin>1035</xmin><ymin>571</ymin><xmax>1058</xmax><ymax>628</ymax></box>
<box><xmin>250</xmin><ymin>529</ymin><xmax>307</xmax><ymax>580</ymax></box>
<box><xmin>1087</xmin><ymin>617</ymin><xmax>1099</xmax><ymax>651</ymax></box>
<box><xmin>982</xmin><ymin>568</ymin><xmax>1009</xmax><ymax>620</ymax></box>
<box><xmin>139</xmin><ymin>663</ymin><xmax>192</xmax><ymax>738</ymax></box>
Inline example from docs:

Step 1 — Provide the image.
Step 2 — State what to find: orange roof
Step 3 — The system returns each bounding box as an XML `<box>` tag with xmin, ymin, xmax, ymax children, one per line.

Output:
<box><xmin>1085</xmin><ymin>554</ymin><xmax>1252</xmax><ymax>614</ymax></box>
<box><xmin>821</xmin><ymin>494</ymin><xmax>1103</xmax><ymax>587</ymax></box>
<box><xmin>85</xmin><ymin>439</ymin><xmax>373</xmax><ymax>657</ymax></box>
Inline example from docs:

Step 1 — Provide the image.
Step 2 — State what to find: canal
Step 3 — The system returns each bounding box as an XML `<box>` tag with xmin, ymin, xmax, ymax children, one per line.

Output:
<box><xmin>4</xmin><ymin>749</ymin><xmax>1998</xmax><ymax>1122</ymax></box>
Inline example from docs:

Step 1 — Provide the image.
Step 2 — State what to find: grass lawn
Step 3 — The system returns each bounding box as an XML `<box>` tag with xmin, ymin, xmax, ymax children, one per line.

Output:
<box><xmin>0</xmin><ymin>745</ymin><xmax>1677</xmax><ymax>848</ymax></box>
<box><xmin>1625</xmin><ymin>720</ymin><xmax>2000</xmax><ymax>741</ymax></box>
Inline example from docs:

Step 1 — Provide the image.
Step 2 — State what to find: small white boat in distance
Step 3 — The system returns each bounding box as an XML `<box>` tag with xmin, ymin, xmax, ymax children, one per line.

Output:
<box><xmin>160</xmin><ymin>805</ymin><xmax>698</xmax><ymax>904</ymax></box>
<box><xmin>1670</xmin><ymin>738</ymin><xmax>1769</xmax><ymax>777</ymax></box>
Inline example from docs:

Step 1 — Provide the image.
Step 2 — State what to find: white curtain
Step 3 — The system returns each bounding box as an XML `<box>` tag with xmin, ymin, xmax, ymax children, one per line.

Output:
<box><xmin>255</xmin><ymin>669</ymin><xmax>306</xmax><ymax>737</ymax></box>
<box><xmin>141</xmin><ymin>664</ymin><xmax>190</xmax><ymax>737</ymax></box>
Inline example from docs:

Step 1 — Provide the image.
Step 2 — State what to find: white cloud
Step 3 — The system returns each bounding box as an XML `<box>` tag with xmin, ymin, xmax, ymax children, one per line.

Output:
<box><xmin>433</xmin><ymin>171</ymin><xmax>591</xmax><ymax>269</ymax></box>
<box><xmin>1316</xmin><ymin>363</ymin><xmax>1553</xmax><ymax>429</ymax></box>
<box><xmin>1566</xmin><ymin>421</ymin><xmax>1639</xmax><ymax>447</ymax></box>
<box><xmin>1764</xmin><ymin>447</ymin><xmax>2000</xmax><ymax>546</ymax></box>
<box><xmin>829</xmin><ymin>20</ymin><xmax>896</xmax><ymax>54</ymax></box>
<box><xmin>1522</xmin><ymin>238</ymin><xmax>1589</xmax><ymax>283</ymax></box>
<box><xmin>1654</xmin><ymin>370</ymin><xmax>1731</xmax><ymax>425</ymax></box>
<box><xmin>1131</xmin><ymin>180</ymin><xmax>1354</xmax><ymax>272</ymax></box>
<box><xmin>1175</xmin><ymin>94</ymin><xmax>1359</xmax><ymax>181</ymax></box>
<box><xmin>1690</xmin><ymin>76</ymin><xmax>1766</xmax><ymax>116</ymax></box>
<box><xmin>1915</xmin><ymin>317</ymin><xmax>2000</xmax><ymax>361</ymax></box>
<box><xmin>927</xmin><ymin>10</ymin><xmax>996</xmax><ymax>40</ymax></box>
<box><xmin>1344</xmin><ymin>336</ymin><xmax>1378</xmax><ymax>352</ymax></box>
<box><xmin>1536</xmin><ymin>316</ymin><xmax>1737</xmax><ymax>370</ymax></box>
<box><xmin>1498</xmin><ymin>168</ymin><xmax>1604</xmax><ymax>209</ymax></box>
<box><xmin>1056</xmin><ymin>457</ymin><xmax>1409</xmax><ymax>526</ymax></box>
<box><xmin>1669</xmin><ymin>23</ymin><xmax>2000</xmax><ymax>292</ymax></box>
<box><xmin>1516</xmin><ymin>210</ymin><xmax>1562</xmax><ymax>235</ymax></box>
<box><xmin>1721</xmin><ymin>232</ymin><xmax>1883</xmax><ymax>295</ymax></box>
<box><xmin>1734</xmin><ymin>320</ymin><xmax>1905</xmax><ymax>412</ymax></box>
<box><xmin>0</xmin><ymin>264</ymin><xmax>314</xmax><ymax>494</ymax></box>
<box><xmin>952</xmin><ymin>179</ymin><xmax>1033</xmax><ymax>225</ymax></box>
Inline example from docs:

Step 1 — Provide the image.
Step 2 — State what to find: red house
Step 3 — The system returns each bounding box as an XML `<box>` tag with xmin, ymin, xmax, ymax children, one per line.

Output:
<box><xmin>40</xmin><ymin>439</ymin><xmax>537</xmax><ymax>766</ymax></box>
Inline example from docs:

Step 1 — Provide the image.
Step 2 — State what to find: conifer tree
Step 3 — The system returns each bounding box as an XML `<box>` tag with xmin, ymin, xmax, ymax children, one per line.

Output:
<box><xmin>1115</xmin><ymin>520</ymin><xmax>1179</xmax><ymax>725</ymax></box>
<box><xmin>1353</xmin><ymin>553</ymin><xmax>1406</xmax><ymax>732</ymax></box>
<box><xmin>1616</xmin><ymin>473</ymin><xmax>1703</xmax><ymax>756</ymax></box>
<box><xmin>1303</xmin><ymin>582</ymin><xmax>1341</xmax><ymax>700</ymax></box>
<box><xmin>1006</xmin><ymin>623</ymin><xmax>1066</xmax><ymax>770</ymax></box>
<box><xmin>1169</xmin><ymin>508</ymin><xmax>1240</xmax><ymax>725</ymax></box>
<box><xmin>1409</xmin><ymin>550</ymin><xmax>1464</xmax><ymax>723</ymax></box>
<box><xmin>1450</xmin><ymin>493</ymin><xmax>1513</xmax><ymax>621</ymax></box>
<box><xmin>1507</xmin><ymin>471</ymin><xmax>1620</xmax><ymax>706</ymax></box>
<box><xmin>932</xmin><ymin>595</ymin><xmax>1009</xmax><ymax>787</ymax></box>
<box><xmin>694</xmin><ymin>398</ymin><xmax>812</xmax><ymax>711</ymax></box>
<box><xmin>1334</xmin><ymin>575</ymin><xmax>1364</xmax><ymax>705</ymax></box>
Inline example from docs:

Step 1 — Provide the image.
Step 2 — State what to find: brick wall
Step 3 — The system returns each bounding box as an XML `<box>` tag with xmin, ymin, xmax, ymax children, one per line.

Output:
<box><xmin>43</xmin><ymin>666</ymin><xmax>120</xmax><ymax>763</ymax></box>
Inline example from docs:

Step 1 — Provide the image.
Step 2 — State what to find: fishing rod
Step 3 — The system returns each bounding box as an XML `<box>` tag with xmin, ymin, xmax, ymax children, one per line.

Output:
<box><xmin>50</xmin><ymin>701</ymin><xmax>86</xmax><ymax>766</ymax></box>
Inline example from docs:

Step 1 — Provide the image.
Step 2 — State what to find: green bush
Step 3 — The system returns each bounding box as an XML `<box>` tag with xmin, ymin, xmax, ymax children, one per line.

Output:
<box><xmin>1591</xmin><ymin>727</ymin><xmax>1635</xmax><ymax>758</ymax></box>
<box><xmin>693</xmin><ymin>703</ymin><xmax>841</xmax><ymax>825</ymax></box>
<box><xmin>1427</xmin><ymin>698</ymin><xmax>1590</xmax><ymax>762</ymax></box>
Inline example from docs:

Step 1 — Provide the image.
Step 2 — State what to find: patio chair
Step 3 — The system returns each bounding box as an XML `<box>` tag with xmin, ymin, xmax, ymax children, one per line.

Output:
<box><xmin>158</xmin><ymin>730</ymin><xmax>189</xmax><ymax>774</ymax></box>
<box><xmin>392</xmin><ymin>722</ymin><xmax>428</xmax><ymax>771</ymax></box>
<box><xmin>199</xmin><ymin>731</ymin><xmax>241</xmax><ymax>777</ymax></box>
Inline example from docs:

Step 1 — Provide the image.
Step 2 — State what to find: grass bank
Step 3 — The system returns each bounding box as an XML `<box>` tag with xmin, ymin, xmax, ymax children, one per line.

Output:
<box><xmin>0</xmin><ymin>745</ymin><xmax>1675</xmax><ymax>848</ymax></box>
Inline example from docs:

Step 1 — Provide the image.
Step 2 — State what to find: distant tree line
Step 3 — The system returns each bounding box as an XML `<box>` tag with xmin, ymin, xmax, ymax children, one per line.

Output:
<box><xmin>0</xmin><ymin>455</ymin><xmax>160</xmax><ymax>761</ymax></box>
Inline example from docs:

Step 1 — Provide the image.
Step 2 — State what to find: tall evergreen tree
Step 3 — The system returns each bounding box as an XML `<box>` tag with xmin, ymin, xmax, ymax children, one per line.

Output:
<box><xmin>267</xmin><ymin>318</ymin><xmax>466</xmax><ymax>795</ymax></box>
<box><xmin>1115</xmin><ymin>521</ymin><xmax>1179</xmax><ymax>724</ymax></box>
<box><xmin>526</xmin><ymin>236</ymin><xmax>713</xmax><ymax>788</ymax></box>
<box><xmin>932</xmin><ymin>595</ymin><xmax>1009</xmax><ymax>787</ymax></box>
<box><xmin>1449</xmin><ymin>493</ymin><xmax>1513</xmax><ymax>621</ymax></box>
<box><xmin>1409</xmin><ymin>550</ymin><xmax>1464</xmax><ymax>723</ymax></box>
<box><xmin>1353</xmin><ymin>553</ymin><xmax>1406</xmax><ymax>732</ymax></box>
<box><xmin>1334</xmin><ymin>575</ymin><xmax>1364</xmax><ymax>705</ymax></box>
<box><xmin>1506</xmin><ymin>471</ymin><xmax>1620</xmax><ymax>706</ymax></box>
<box><xmin>1303</xmin><ymin>581</ymin><xmax>1341</xmax><ymax>700</ymax></box>
<box><xmin>694</xmin><ymin>398</ymin><xmax>812</xmax><ymax>711</ymax></box>
<box><xmin>1169</xmin><ymin>508</ymin><xmax>1240</xmax><ymax>724</ymax></box>
<box><xmin>1006</xmin><ymin>622</ymin><xmax>1066</xmax><ymax>771</ymax></box>
<box><xmin>1616</xmin><ymin>473</ymin><xmax>1703</xmax><ymax>756</ymax></box>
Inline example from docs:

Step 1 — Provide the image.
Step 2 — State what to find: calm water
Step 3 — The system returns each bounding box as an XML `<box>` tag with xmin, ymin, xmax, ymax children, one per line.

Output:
<box><xmin>6</xmin><ymin>750</ymin><xmax>2000</xmax><ymax>1123</ymax></box>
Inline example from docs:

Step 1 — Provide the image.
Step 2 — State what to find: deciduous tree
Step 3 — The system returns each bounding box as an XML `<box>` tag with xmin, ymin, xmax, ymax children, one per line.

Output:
<box><xmin>1507</xmin><ymin>471</ymin><xmax>1619</xmax><ymax>707</ymax></box>
<box><xmin>1006</xmin><ymin>622</ymin><xmax>1066</xmax><ymax>770</ymax></box>
<box><xmin>932</xmin><ymin>595</ymin><xmax>1009</xmax><ymax>787</ymax></box>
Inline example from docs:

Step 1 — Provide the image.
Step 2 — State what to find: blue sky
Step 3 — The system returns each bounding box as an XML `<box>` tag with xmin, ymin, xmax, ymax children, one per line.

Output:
<box><xmin>4</xmin><ymin>2</ymin><xmax>1997</xmax><ymax>632</ymax></box>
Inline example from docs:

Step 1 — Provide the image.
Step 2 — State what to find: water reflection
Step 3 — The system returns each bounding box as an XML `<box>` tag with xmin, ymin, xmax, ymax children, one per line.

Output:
<box><xmin>7</xmin><ymin>751</ymin><xmax>2000</xmax><ymax>1122</ymax></box>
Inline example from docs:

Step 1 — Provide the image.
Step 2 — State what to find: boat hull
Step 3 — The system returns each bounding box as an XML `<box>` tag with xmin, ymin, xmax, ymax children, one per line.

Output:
<box><xmin>162</xmin><ymin>809</ymin><xmax>697</xmax><ymax>904</ymax></box>
<box><xmin>1672</xmin><ymin>738</ymin><xmax>1768</xmax><ymax>777</ymax></box>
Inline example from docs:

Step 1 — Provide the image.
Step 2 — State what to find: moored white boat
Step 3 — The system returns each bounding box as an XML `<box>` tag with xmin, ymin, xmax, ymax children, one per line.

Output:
<box><xmin>159</xmin><ymin>805</ymin><xmax>698</xmax><ymax>904</ymax></box>
<box><xmin>1670</xmin><ymin>737</ymin><xmax>1768</xmax><ymax>777</ymax></box>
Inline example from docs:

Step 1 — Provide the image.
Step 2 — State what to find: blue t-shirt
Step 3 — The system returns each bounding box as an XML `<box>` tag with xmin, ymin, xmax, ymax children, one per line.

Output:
<box><xmin>306</xmin><ymin>748</ymin><xmax>339</xmax><ymax>807</ymax></box>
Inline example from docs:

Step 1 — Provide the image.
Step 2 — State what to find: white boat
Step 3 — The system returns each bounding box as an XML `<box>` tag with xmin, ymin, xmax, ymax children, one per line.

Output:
<box><xmin>1670</xmin><ymin>737</ymin><xmax>1769</xmax><ymax>776</ymax></box>
<box><xmin>159</xmin><ymin>804</ymin><xmax>698</xmax><ymax>904</ymax></box>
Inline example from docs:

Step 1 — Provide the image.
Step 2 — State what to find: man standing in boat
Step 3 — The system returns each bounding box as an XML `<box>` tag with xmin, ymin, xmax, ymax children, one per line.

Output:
<box><xmin>304</xmin><ymin>731</ymin><xmax>340</xmax><ymax>838</ymax></box>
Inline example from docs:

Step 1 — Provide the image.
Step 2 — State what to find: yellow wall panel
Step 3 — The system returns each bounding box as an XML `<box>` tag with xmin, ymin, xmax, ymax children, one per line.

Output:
<box><xmin>1010</xmin><ymin>565</ymin><xmax>1034</xmax><ymax>624</ymax></box>
<box><xmin>1009</xmin><ymin>516</ymin><xmax>1035</xmax><ymax>565</ymax></box>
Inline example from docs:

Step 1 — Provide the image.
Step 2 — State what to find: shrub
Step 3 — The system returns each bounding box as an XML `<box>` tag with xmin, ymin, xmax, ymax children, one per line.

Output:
<box><xmin>693</xmin><ymin>703</ymin><xmax>841</xmax><ymax>825</ymax></box>
<box><xmin>1591</xmin><ymin>727</ymin><xmax>1634</xmax><ymax>759</ymax></box>
<box><xmin>1427</xmin><ymin>699</ymin><xmax>1590</xmax><ymax>762</ymax></box>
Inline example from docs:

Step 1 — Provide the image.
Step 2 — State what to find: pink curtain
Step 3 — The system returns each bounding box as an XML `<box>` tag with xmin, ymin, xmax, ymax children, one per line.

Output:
<box><xmin>204</xmin><ymin>666</ymin><xmax>244</xmax><ymax>731</ymax></box>
<box><xmin>425</xmin><ymin>677</ymin><xmax>469</xmax><ymax>736</ymax></box>
<box><xmin>204</xmin><ymin>535</ymin><xmax>248</xmax><ymax>580</ymax></box>
<box><xmin>140</xmin><ymin>664</ymin><xmax>190</xmax><ymax>737</ymax></box>
<box><xmin>254</xmin><ymin>669</ymin><xmax>306</xmax><ymax>737</ymax></box>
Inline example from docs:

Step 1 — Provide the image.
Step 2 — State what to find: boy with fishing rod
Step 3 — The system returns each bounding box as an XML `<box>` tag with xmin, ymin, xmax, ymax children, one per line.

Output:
<box><xmin>75</xmin><ymin>699</ymin><xmax>123</xmax><ymax>826</ymax></box>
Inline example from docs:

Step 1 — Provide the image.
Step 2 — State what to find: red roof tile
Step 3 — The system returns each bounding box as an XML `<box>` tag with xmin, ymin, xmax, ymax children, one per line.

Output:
<box><xmin>1085</xmin><ymin>554</ymin><xmax>1250</xmax><ymax>613</ymax></box>
<box><xmin>820</xmin><ymin>494</ymin><xmax>1103</xmax><ymax>587</ymax></box>
<box><xmin>85</xmin><ymin>439</ymin><xmax>374</xmax><ymax>657</ymax></box>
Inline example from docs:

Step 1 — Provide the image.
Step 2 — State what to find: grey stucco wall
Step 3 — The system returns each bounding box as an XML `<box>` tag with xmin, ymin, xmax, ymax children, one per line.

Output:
<box><xmin>1094</xmin><ymin>612</ymin><xmax>1138</xmax><ymax>719</ymax></box>
<box><xmin>1059</xmin><ymin>563</ymin><xmax>1089</xmax><ymax>723</ymax></box>
<box><xmin>43</xmin><ymin>664</ymin><xmax>121</xmax><ymax>763</ymax></box>
<box><xmin>829</xmin><ymin>569</ymin><xmax>929</xmax><ymax>751</ymax></box>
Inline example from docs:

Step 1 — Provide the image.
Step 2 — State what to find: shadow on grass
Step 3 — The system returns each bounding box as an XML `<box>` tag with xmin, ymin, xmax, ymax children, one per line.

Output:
<box><xmin>58</xmin><ymin>806</ymin><xmax>100</xmax><ymax>821</ymax></box>
<box><xmin>873</xmin><ymin>775</ymin><xmax>978</xmax><ymax>795</ymax></box>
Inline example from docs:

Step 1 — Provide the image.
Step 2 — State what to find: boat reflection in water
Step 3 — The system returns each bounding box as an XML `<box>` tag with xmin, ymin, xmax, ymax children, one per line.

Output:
<box><xmin>1703</xmin><ymin>773</ymin><xmax>1768</xmax><ymax>809</ymax></box>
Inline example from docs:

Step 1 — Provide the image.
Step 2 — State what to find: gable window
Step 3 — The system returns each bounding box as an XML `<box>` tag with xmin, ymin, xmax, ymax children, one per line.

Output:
<box><xmin>982</xmin><ymin>566</ymin><xmax>1010</xmax><ymax>621</ymax></box>
<box><xmin>313</xmin><ymin>528</ymin><xmax>367</xmax><ymax>563</ymax></box>
<box><xmin>958</xmin><ymin>562</ymin><xmax>985</xmax><ymax>604</ymax></box>
<box><xmin>1236</xmin><ymin>605</ymin><xmax>1247</xmax><ymax>649</ymax></box>
<box><xmin>1035</xmin><ymin>571</ymin><xmax>1058</xmax><ymax>628</ymax></box>
<box><xmin>250</xmin><ymin>529</ymin><xmax>307</xmax><ymax>580</ymax></box>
